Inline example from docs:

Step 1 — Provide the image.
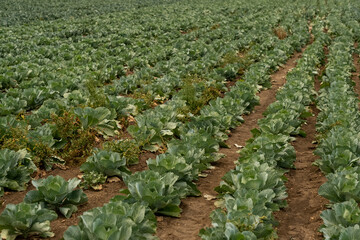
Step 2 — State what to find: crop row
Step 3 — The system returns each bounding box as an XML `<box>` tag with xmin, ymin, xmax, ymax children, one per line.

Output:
<box><xmin>0</xmin><ymin>3</ymin><xmax>268</xmax><ymax>164</ymax></box>
<box><xmin>314</xmin><ymin>4</ymin><xmax>360</xmax><ymax>239</ymax></box>
<box><xmin>0</xmin><ymin>0</ymin><xmax>310</xmax><ymax>187</ymax></box>
<box><xmin>200</xmin><ymin>19</ymin><xmax>328</xmax><ymax>239</ymax></box>
<box><xmin>60</xmin><ymin>7</ymin><xmax>312</xmax><ymax>240</ymax></box>
<box><xmin>0</xmin><ymin>4</ymin><xmax>314</xmax><ymax>240</ymax></box>
<box><xmin>0</xmin><ymin>0</ymin><xmax>301</xmax><ymax>172</ymax></box>
<box><xmin>0</xmin><ymin>1</ymin><xmax>282</xmax><ymax>111</ymax></box>
<box><xmin>125</xmin><ymin>16</ymin><xmax>305</xmax><ymax>153</ymax></box>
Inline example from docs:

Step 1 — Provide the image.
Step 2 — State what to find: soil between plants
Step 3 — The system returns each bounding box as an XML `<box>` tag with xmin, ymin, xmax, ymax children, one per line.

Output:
<box><xmin>0</xmin><ymin>43</ymin><xmax>337</xmax><ymax>240</ymax></box>
<box><xmin>273</xmin><ymin>48</ymin><xmax>328</xmax><ymax>240</ymax></box>
<box><xmin>352</xmin><ymin>42</ymin><xmax>360</xmax><ymax>102</ymax></box>
<box><xmin>156</xmin><ymin>49</ymin><xmax>305</xmax><ymax>240</ymax></box>
<box><xmin>273</xmin><ymin>103</ymin><xmax>327</xmax><ymax>240</ymax></box>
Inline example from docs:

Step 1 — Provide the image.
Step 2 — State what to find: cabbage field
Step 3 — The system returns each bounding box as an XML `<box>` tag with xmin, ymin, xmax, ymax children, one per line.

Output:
<box><xmin>1</xmin><ymin>0</ymin><xmax>360</xmax><ymax>239</ymax></box>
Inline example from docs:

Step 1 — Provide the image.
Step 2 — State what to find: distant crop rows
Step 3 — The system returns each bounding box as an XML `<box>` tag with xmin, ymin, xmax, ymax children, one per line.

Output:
<box><xmin>0</xmin><ymin>0</ymin><xmax>181</xmax><ymax>26</ymax></box>
<box><xmin>1</xmin><ymin>0</ymin><xmax>360</xmax><ymax>239</ymax></box>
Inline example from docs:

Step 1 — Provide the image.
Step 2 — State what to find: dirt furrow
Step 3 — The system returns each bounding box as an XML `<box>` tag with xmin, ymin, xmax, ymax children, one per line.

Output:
<box><xmin>274</xmin><ymin>52</ymin><xmax>328</xmax><ymax>240</ymax></box>
<box><xmin>352</xmin><ymin>42</ymin><xmax>360</xmax><ymax>103</ymax></box>
<box><xmin>156</xmin><ymin>49</ymin><xmax>305</xmax><ymax>240</ymax></box>
<box><xmin>274</xmin><ymin>105</ymin><xmax>327</xmax><ymax>240</ymax></box>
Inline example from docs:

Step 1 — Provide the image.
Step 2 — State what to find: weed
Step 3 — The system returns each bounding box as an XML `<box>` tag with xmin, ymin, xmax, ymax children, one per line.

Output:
<box><xmin>85</xmin><ymin>78</ymin><xmax>109</xmax><ymax>108</ymax></box>
<box><xmin>103</xmin><ymin>139</ymin><xmax>140</xmax><ymax>165</ymax></box>
<box><xmin>130</xmin><ymin>91</ymin><xmax>154</xmax><ymax>108</ymax></box>
<box><xmin>50</xmin><ymin>111</ymin><xmax>96</xmax><ymax>166</ymax></box>
<box><xmin>0</xmin><ymin>126</ymin><xmax>56</xmax><ymax>169</ymax></box>
<box><xmin>211</xmin><ymin>23</ymin><xmax>220</xmax><ymax>30</ymax></box>
<box><xmin>61</xmin><ymin>130</ymin><xmax>96</xmax><ymax>165</ymax></box>
<box><xmin>30</xmin><ymin>142</ymin><xmax>55</xmax><ymax>168</ymax></box>
<box><xmin>178</xmin><ymin>75</ymin><xmax>222</xmax><ymax>116</ymax></box>
<box><xmin>80</xmin><ymin>171</ymin><xmax>107</xmax><ymax>190</ymax></box>
<box><xmin>274</xmin><ymin>26</ymin><xmax>288</xmax><ymax>40</ymax></box>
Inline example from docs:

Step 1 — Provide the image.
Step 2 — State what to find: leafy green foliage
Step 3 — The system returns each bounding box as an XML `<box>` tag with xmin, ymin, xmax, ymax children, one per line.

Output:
<box><xmin>24</xmin><ymin>175</ymin><xmax>88</xmax><ymax>218</ymax></box>
<box><xmin>239</xmin><ymin>133</ymin><xmax>296</xmax><ymax>169</ymax></box>
<box><xmin>79</xmin><ymin>150</ymin><xmax>130</xmax><ymax>190</ymax></box>
<box><xmin>201</xmin><ymin>16</ymin><xmax>326</xmax><ymax>239</ymax></box>
<box><xmin>314</xmin><ymin>127</ymin><xmax>360</xmax><ymax>174</ymax></box>
<box><xmin>80</xmin><ymin>171</ymin><xmax>107</xmax><ymax>190</ymax></box>
<box><xmin>127</xmin><ymin>101</ymin><xmax>185</xmax><ymax>152</ymax></box>
<box><xmin>63</xmin><ymin>201</ymin><xmax>158</xmax><ymax>240</ymax></box>
<box><xmin>147</xmin><ymin>154</ymin><xmax>201</xmax><ymax>196</ymax></box>
<box><xmin>319</xmin><ymin>167</ymin><xmax>360</xmax><ymax>203</ymax></box>
<box><xmin>74</xmin><ymin>107</ymin><xmax>119</xmax><ymax>137</ymax></box>
<box><xmin>320</xmin><ymin>200</ymin><xmax>360</xmax><ymax>240</ymax></box>
<box><xmin>314</xmin><ymin>35</ymin><xmax>359</xmax><ymax>174</ymax></box>
<box><xmin>176</xmin><ymin>77</ymin><xmax>222</xmax><ymax>115</ymax></box>
<box><xmin>338</xmin><ymin>225</ymin><xmax>360</xmax><ymax>240</ymax></box>
<box><xmin>103</xmin><ymin>139</ymin><xmax>140</xmax><ymax>165</ymax></box>
<box><xmin>0</xmin><ymin>202</ymin><xmax>57</xmax><ymax>240</ymax></box>
<box><xmin>121</xmin><ymin>170</ymin><xmax>186</xmax><ymax>217</ymax></box>
<box><xmin>26</xmin><ymin>123</ymin><xmax>57</xmax><ymax>168</ymax></box>
<box><xmin>0</xmin><ymin>149</ymin><xmax>36</xmax><ymax>197</ymax></box>
<box><xmin>215</xmin><ymin>161</ymin><xmax>287</xmax><ymax>207</ymax></box>
<box><xmin>314</xmin><ymin>15</ymin><xmax>360</xmax><ymax>239</ymax></box>
<box><xmin>167</xmin><ymin>132</ymin><xmax>223</xmax><ymax>171</ymax></box>
<box><xmin>49</xmin><ymin>111</ymin><xmax>96</xmax><ymax>164</ymax></box>
<box><xmin>80</xmin><ymin>150</ymin><xmax>130</xmax><ymax>177</ymax></box>
<box><xmin>108</xmin><ymin>96</ymin><xmax>148</xmax><ymax>120</ymax></box>
<box><xmin>0</xmin><ymin>0</ymin><xmax>180</xmax><ymax>26</ymax></box>
<box><xmin>85</xmin><ymin>79</ymin><xmax>109</xmax><ymax>108</ymax></box>
<box><xmin>0</xmin><ymin>1</ymin><xmax>343</xmax><ymax>240</ymax></box>
<box><xmin>200</xmin><ymin>188</ymin><xmax>277</xmax><ymax>239</ymax></box>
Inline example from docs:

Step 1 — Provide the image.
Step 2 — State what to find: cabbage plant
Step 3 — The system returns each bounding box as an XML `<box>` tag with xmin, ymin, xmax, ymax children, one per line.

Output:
<box><xmin>24</xmin><ymin>175</ymin><xmax>88</xmax><ymax>218</ymax></box>
<box><xmin>121</xmin><ymin>170</ymin><xmax>186</xmax><ymax>217</ymax></box>
<box><xmin>0</xmin><ymin>149</ymin><xmax>36</xmax><ymax>197</ymax></box>
<box><xmin>63</xmin><ymin>201</ymin><xmax>158</xmax><ymax>240</ymax></box>
<box><xmin>0</xmin><ymin>202</ymin><xmax>57</xmax><ymax>240</ymax></box>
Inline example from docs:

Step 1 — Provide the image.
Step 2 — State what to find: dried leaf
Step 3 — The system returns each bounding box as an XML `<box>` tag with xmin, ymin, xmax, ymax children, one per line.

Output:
<box><xmin>214</xmin><ymin>199</ymin><xmax>224</xmax><ymax>208</ymax></box>
<box><xmin>108</xmin><ymin>177</ymin><xmax>120</xmax><ymax>183</ymax></box>
<box><xmin>91</xmin><ymin>185</ymin><xmax>103</xmax><ymax>191</ymax></box>
<box><xmin>204</xmin><ymin>194</ymin><xmax>216</xmax><ymax>201</ymax></box>
<box><xmin>53</xmin><ymin>163</ymin><xmax>68</xmax><ymax>170</ymax></box>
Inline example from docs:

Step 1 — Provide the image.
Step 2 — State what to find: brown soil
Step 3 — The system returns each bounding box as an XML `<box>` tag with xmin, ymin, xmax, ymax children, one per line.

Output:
<box><xmin>274</xmin><ymin>104</ymin><xmax>327</xmax><ymax>240</ymax></box>
<box><xmin>274</xmin><ymin>49</ymin><xmax>328</xmax><ymax>240</ymax></box>
<box><xmin>352</xmin><ymin>43</ymin><xmax>360</xmax><ymax>103</ymax></box>
<box><xmin>156</xmin><ymin>49</ymin><xmax>305</xmax><ymax>240</ymax></box>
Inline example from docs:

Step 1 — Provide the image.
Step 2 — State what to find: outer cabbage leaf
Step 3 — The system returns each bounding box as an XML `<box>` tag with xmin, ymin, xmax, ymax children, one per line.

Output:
<box><xmin>24</xmin><ymin>175</ymin><xmax>88</xmax><ymax>218</ymax></box>
<box><xmin>121</xmin><ymin>170</ymin><xmax>186</xmax><ymax>217</ymax></box>
<box><xmin>147</xmin><ymin>154</ymin><xmax>200</xmax><ymax>196</ymax></box>
<box><xmin>0</xmin><ymin>202</ymin><xmax>57</xmax><ymax>240</ymax></box>
<box><xmin>64</xmin><ymin>201</ymin><xmax>157</xmax><ymax>240</ymax></box>
<box><xmin>80</xmin><ymin>150</ymin><xmax>130</xmax><ymax>177</ymax></box>
<box><xmin>320</xmin><ymin>200</ymin><xmax>360</xmax><ymax>239</ymax></box>
<box><xmin>319</xmin><ymin>167</ymin><xmax>360</xmax><ymax>203</ymax></box>
<box><xmin>0</xmin><ymin>149</ymin><xmax>36</xmax><ymax>197</ymax></box>
<box><xmin>74</xmin><ymin>107</ymin><xmax>119</xmax><ymax>137</ymax></box>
